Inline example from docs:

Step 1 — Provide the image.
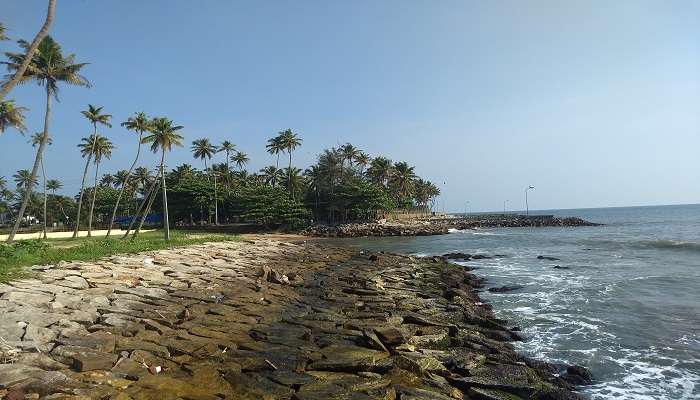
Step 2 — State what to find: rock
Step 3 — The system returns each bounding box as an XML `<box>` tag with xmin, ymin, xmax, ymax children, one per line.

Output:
<box><xmin>0</xmin><ymin>364</ymin><xmax>43</xmax><ymax>387</ymax></box>
<box><xmin>537</xmin><ymin>256</ymin><xmax>560</xmax><ymax>261</ymax></box>
<box><xmin>487</xmin><ymin>285</ymin><xmax>524</xmax><ymax>293</ymax></box>
<box><xmin>361</xmin><ymin>329</ymin><xmax>389</xmax><ymax>353</ymax></box>
<box><xmin>395</xmin><ymin>352</ymin><xmax>448</xmax><ymax>376</ymax></box>
<box><xmin>553</xmin><ymin>265</ymin><xmax>570</xmax><ymax>269</ymax></box>
<box><xmin>373</xmin><ymin>326</ymin><xmax>407</xmax><ymax>348</ymax></box>
<box><xmin>442</xmin><ymin>252</ymin><xmax>471</xmax><ymax>260</ymax></box>
<box><xmin>470</xmin><ymin>255</ymin><xmax>492</xmax><ymax>260</ymax></box>
<box><xmin>561</xmin><ymin>365</ymin><xmax>593</xmax><ymax>385</ymax></box>
<box><xmin>369</xmin><ymin>255</ymin><xmax>379</xmax><ymax>261</ymax></box>
<box><xmin>308</xmin><ymin>344</ymin><xmax>390</xmax><ymax>373</ymax></box>
<box><xmin>52</xmin><ymin>345</ymin><xmax>118</xmax><ymax>372</ymax></box>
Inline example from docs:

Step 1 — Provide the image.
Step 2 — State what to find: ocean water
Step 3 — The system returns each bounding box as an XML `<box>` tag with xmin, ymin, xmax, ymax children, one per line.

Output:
<box><xmin>327</xmin><ymin>204</ymin><xmax>700</xmax><ymax>399</ymax></box>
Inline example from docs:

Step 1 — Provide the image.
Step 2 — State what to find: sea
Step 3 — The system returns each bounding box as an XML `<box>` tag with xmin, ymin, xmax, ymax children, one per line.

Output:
<box><xmin>327</xmin><ymin>204</ymin><xmax>700</xmax><ymax>400</ymax></box>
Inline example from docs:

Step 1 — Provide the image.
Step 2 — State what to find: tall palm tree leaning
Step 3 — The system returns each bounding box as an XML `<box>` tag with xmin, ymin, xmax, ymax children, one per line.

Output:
<box><xmin>73</xmin><ymin>105</ymin><xmax>111</xmax><ymax>238</ymax></box>
<box><xmin>106</xmin><ymin>112</ymin><xmax>151</xmax><ymax>237</ymax></box>
<box><xmin>0</xmin><ymin>100</ymin><xmax>28</xmax><ymax>135</ymax></box>
<box><xmin>219</xmin><ymin>140</ymin><xmax>235</xmax><ymax>172</ymax></box>
<box><xmin>278</xmin><ymin>129</ymin><xmax>302</xmax><ymax>198</ymax></box>
<box><xmin>2</xmin><ymin>35</ymin><xmax>90</xmax><ymax>242</ymax></box>
<box><xmin>86</xmin><ymin>135</ymin><xmax>114</xmax><ymax>237</ymax></box>
<box><xmin>0</xmin><ymin>0</ymin><xmax>56</xmax><ymax>102</ymax></box>
<box><xmin>29</xmin><ymin>132</ymin><xmax>52</xmax><ymax>238</ymax></box>
<box><xmin>141</xmin><ymin>117</ymin><xmax>184</xmax><ymax>240</ymax></box>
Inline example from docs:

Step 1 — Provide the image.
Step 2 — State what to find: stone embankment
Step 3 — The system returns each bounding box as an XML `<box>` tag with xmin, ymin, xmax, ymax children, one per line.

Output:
<box><xmin>0</xmin><ymin>239</ymin><xmax>589</xmax><ymax>399</ymax></box>
<box><xmin>302</xmin><ymin>215</ymin><xmax>598</xmax><ymax>237</ymax></box>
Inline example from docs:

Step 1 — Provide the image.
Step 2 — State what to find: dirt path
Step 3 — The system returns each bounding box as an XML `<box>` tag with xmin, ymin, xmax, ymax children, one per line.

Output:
<box><xmin>0</xmin><ymin>239</ymin><xmax>588</xmax><ymax>399</ymax></box>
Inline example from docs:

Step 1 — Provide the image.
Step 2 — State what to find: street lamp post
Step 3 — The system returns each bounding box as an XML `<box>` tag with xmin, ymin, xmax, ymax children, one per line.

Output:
<box><xmin>525</xmin><ymin>186</ymin><xmax>534</xmax><ymax>216</ymax></box>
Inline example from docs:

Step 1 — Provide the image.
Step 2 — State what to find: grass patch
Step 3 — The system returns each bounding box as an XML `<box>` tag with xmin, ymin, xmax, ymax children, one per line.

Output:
<box><xmin>0</xmin><ymin>230</ymin><xmax>240</xmax><ymax>282</ymax></box>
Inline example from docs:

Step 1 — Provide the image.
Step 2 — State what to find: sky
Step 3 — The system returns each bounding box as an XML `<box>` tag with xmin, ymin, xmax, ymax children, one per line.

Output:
<box><xmin>1</xmin><ymin>0</ymin><xmax>699</xmax><ymax>213</ymax></box>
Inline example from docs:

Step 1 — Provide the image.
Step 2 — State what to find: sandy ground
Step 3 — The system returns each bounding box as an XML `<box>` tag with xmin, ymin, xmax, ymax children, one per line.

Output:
<box><xmin>0</xmin><ymin>229</ymin><xmax>155</xmax><ymax>241</ymax></box>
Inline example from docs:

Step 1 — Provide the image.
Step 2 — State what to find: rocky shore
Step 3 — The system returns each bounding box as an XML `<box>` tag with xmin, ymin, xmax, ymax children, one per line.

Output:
<box><xmin>0</xmin><ymin>238</ymin><xmax>589</xmax><ymax>399</ymax></box>
<box><xmin>301</xmin><ymin>215</ymin><xmax>598</xmax><ymax>237</ymax></box>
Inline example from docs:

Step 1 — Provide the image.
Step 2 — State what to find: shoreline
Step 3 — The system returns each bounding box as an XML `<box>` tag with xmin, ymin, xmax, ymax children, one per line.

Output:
<box><xmin>301</xmin><ymin>215</ymin><xmax>599</xmax><ymax>238</ymax></box>
<box><xmin>0</xmin><ymin>237</ymin><xmax>589</xmax><ymax>399</ymax></box>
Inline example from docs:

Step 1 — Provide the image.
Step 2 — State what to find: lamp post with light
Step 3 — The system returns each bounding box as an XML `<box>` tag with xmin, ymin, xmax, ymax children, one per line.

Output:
<box><xmin>525</xmin><ymin>186</ymin><xmax>534</xmax><ymax>216</ymax></box>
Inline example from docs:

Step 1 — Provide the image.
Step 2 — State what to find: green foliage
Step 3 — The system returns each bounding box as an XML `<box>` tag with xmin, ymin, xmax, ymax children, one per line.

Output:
<box><xmin>0</xmin><ymin>231</ymin><xmax>239</xmax><ymax>282</ymax></box>
<box><xmin>230</xmin><ymin>185</ymin><xmax>308</xmax><ymax>226</ymax></box>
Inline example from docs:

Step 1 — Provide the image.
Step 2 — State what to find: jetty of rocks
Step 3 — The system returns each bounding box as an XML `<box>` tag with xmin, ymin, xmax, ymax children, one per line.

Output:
<box><xmin>0</xmin><ymin>239</ymin><xmax>589</xmax><ymax>399</ymax></box>
<box><xmin>302</xmin><ymin>215</ymin><xmax>598</xmax><ymax>237</ymax></box>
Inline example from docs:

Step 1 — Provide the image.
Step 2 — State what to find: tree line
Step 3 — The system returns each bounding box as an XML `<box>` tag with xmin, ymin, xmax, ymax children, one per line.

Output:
<box><xmin>0</xmin><ymin>19</ymin><xmax>440</xmax><ymax>243</ymax></box>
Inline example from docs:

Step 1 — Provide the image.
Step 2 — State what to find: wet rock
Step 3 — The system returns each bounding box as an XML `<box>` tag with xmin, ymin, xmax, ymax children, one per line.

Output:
<box><xmin>537</xmin><ymin>256</ymin><xmax>560</xmax><ymax>261</ymax></box>
<box><xmin>561</xmin><ymin>365</ymin><xmax>593</xmax><ymax>385</ymax></box>
<box><xmin>488</xmin><ymin>285</ymin><xmax>524</xmax><ymax>293</ymax></box>
<box><xmin>442</xmin><ymin>252</ymin><xmax>471</xmax><ymax>260</ymax></box>
<box><xmin>553</xmin><ymin>265</ymin><xmax>570</xmax><ymax>269</ymax></box>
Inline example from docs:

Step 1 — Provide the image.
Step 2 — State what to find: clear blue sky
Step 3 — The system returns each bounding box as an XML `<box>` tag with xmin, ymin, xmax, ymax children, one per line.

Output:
<box><xmin>2</xmin><ymin>0</ymin><xmax>699</xmax><ymax>212</ymax></box>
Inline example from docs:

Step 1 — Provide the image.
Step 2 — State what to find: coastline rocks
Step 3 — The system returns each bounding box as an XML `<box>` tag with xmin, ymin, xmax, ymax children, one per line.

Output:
<box><xmin>301</xmin><ymin>215</ymin><xmax>599</xmax><ymax>238</ymax></box>
<box><xmin>537</xmin><ymin>256</ymin><xmax>560</xmax><ymax>261</ymax></box>
<box><xmin>0</xmin><ymin>240</ymin><xmax>587</xmax><ymax>400</ymax></box>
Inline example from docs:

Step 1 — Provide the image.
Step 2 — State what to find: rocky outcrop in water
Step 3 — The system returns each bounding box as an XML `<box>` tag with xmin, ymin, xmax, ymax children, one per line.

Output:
<box><xmin>0</xmin><ymin>239</ymin><xmax>590</xmax><ymax>399</ymax></box>
<box><xmin>302</xmin><ymin>215</ymin><xmax>599</xmax><ymax>237</ymax></box>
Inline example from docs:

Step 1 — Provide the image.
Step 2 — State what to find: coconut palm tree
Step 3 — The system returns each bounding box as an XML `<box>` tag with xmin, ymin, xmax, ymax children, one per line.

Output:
<box><xmin>191</xmin><ymin>138</ymin><xmax>216</xmax><ymax>171</ymax></box>
<box><xmin>72</xmin><ymin>105</ymin><xmax>111</xmax><ymax>238</ymax></box>
<box><xmin>354</xmin><ymin>152</ymin><xmax>370</xmax><ymax>175</ymax></box>
<box><xmin>100</xmin><ymin>174</ymin><xmax>114</xmax><ymax>187</ymax></box>
<box><xmin>46</xmin><ymin>178</ymin><xmax>67</xmax><ymax>222</ymax></box>
<box><xmin>0</xmin><ymin>23</ymin><xmax>7</xmax><ymax>42</ymax></box>
<box><xmin>86</xmin><ymin>135</ymin><xmax>114</xmax><ymax>236</ymax></box>
<box><xmin>283</xmin><ymin>167</ymin><xmax>304</xmax><ymax>199</ymax></box>
<box><xmin>0</xmin><ymin>0</ymin><xmax>56</xmax><ymax>102</ymax></box>
<box><xmin>260</xmin><ymin>166</ymin><xmax>283</xmax><ymax>188</ymax></box>
<box><xmin>278</xmin><ymin>129</ymin><xmax>302</xmax><ymax>196</ymax></box>
<box><xmin>0</xmin><ymin>100</ymin><xmax>28</xmax><ymax>135</ymax></box>
<box><xmin>105</xmin><ymin>112</ymin><xmax>151</xmax><ymax>236</ymax></box>
<box><xmin>13</xmin><ymin>169</ymin><xmax>37</xmax><ymax>191</ymax></box>
<box><xmin>232</xmin><ymin>151</ymin><xmax>249</xmax><ymax>171</ymax></box>
<box><xmin>367</xmin><ymin>156</ymin><xmax>393</xmax><ymax>187</ymax></box>
<box><xmin>141</xmin><ymin>117</ymin><xmax>184</xmax><ymax>240</ymax></box>
<box><xmin>266</xmin><ymin>135</ymin><xmax>284</xmax><ymax>168</ymax></box>
<box><xmin>389</xmin><ymin>161</ymin><xmax>417</xmax><ymax>202</ymax></box>
<box><xmin>2</xmin><ymin>35</ymin><xmax>90</xmax><ymax>242</ymax></box>
<box><xmin>132</xmin><ymin>167</ymin><xmax>152</xmax><ymax>195</ymax></box>
<box><xmin>113</xmin><ymin>170</ymin><xmax>129</xmax><ymax>189</ymax></box>
<box><xmin>339</xmin><ymin>143</ymin><xmax>360</xmax><ymax>172</ymax></box>
<box><xmin>29</xmin><ymin>132</ymin><xmax>52</xmax><ymax>238</ymax></box>
<box><xmin>219</xmin><ymin>140</ymin><xmax>235</xmax><ymax>171</ymax></box>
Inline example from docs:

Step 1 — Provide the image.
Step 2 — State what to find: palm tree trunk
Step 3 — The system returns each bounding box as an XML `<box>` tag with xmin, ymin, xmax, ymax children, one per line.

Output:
<box><xmin>288</xmin><ymin>150</ymin><xmax>293</xmax><ymax>198</ymax></box>
<box><xmin>7</xmin><ymin>85</ymin><xmax>51</xmax><ymax>242</ymax></box>
<box><xmin>87</xmin><ymin>158</ymin><xmax>100</xmax><ymax>237</ymax></box>
<box><xmin>106</xmin><ymin>132</ymin><xmax>143</xmax><ymax>236</ymax></box>
<box><xmin>72</xmin><ymin>154</ymin><xmax>92</xmax><ymax>238</ymax></box>
<box><xmin>40</xmin><ymin>156</ymin><xmax>47</xmax><ymax>239</ymax></box>
<box><xmin>0</xmin><ymin>0</ymin><xmax>56</xmax><ymax>102</ymax></box>
<box><xmin>133</xmin><ymin>178</ymin><xmax>161</xmax><ymax>240</ymax></box>
<box><xmin>161</xmin><ymin>150</ymin><xmax>170</xmax><ymax>240</ymax></box>
<box><xmin>123</xmin><ymin>170</ymin><xmax>159</xmax><ymax>239</ymax></box>
<box><xmin>276</xmin><ymin>153</ymin><xmax>280</xmax><ymax>169</ymax></box>
<box><xmin>213</xmin><ymin>173</ymin><xmax>218</xmax><ymax>226</ymax></box>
